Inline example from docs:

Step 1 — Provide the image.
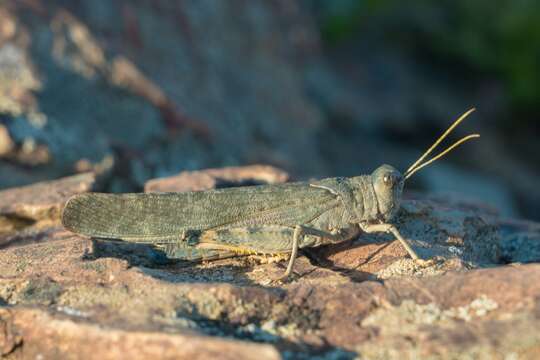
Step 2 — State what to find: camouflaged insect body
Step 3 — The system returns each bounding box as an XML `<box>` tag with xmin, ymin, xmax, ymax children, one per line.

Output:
<box><xmin>62</xmin><ymin>165</ymin><xmax>405</xmax><ymax>260</ymax></box>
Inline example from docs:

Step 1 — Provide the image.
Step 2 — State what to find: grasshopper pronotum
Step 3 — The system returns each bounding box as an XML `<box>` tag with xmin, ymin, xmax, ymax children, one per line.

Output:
<box><xmin>63</xmin><ymin>109</ymin><xmax>479</xmax><ymax>279</ymax></box>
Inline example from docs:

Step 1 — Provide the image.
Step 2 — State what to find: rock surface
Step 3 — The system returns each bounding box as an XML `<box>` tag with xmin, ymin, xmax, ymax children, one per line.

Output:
<box><xmin>0</xmin><ymin>172</ymin><xmax>97</xmax><ymax>248</ymax></box>
<box><xmin>145</xmin><ymin>165</ymin><xmax>289</xmax><ymax>193</ymax></box>
<box><xmin>0</xmin><ymin>166</ymin><xmax>539</xmax><ymax>359</ymax></box>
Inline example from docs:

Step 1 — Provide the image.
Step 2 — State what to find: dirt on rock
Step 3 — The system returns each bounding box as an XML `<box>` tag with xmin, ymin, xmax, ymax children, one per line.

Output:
<box><xmin>0</xmin><ymin>166</ymin><xmax>539</xmax><ymax>359</ymax></box>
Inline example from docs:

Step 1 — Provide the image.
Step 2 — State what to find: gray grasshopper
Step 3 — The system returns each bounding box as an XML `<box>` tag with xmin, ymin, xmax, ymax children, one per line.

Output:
<box><xmin>62</xmin><ymin>109</ymin><xmax>479</xmax><ymax>279</ymax></box>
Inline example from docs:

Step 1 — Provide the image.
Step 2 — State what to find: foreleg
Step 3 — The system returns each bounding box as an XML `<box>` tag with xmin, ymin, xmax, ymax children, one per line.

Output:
<box><xmin>358</xmin><ymin>222</ymin><xmax>424</xmax><ymax>262</ymax></box>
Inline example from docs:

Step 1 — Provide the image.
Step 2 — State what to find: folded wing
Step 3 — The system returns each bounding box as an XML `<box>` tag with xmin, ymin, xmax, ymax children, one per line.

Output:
<box><xmin>62</xmin><ymin>182</ymin><xmax>340</xmax><ymax>241</ymax></box>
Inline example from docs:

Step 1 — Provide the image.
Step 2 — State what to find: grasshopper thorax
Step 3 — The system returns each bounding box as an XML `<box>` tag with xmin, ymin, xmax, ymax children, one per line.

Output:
<box><xmin>371</xmin><ymin>164</ymin><xmax>404</xmax><ymax>221</ymax></box>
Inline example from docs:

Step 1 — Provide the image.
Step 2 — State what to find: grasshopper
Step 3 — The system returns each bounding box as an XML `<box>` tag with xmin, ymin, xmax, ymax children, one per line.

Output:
<box><xmin>62</xmin><ymin>109</ymin><xmax>479</xmax><ymax>279</ymax></box>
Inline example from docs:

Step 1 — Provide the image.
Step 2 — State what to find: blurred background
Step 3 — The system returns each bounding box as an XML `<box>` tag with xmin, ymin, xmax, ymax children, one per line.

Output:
<box><xmin>0</xmin><ymin>0</ymin><xmax>538</xmax><ymax>220</ymax></box>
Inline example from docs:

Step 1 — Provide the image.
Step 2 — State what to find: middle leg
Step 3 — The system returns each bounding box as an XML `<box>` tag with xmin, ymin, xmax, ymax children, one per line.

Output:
<box><xmin>280</xmin><ymin>225</ymin><xmax>346</xmax><ymax>280</ymax></box>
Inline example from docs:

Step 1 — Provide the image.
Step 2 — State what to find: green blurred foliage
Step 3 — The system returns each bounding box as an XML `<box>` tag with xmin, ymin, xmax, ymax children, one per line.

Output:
<box><xmin>320</xmin><ymin>0</ymin><xmax>540</xmax><ymax>109</ymax></box>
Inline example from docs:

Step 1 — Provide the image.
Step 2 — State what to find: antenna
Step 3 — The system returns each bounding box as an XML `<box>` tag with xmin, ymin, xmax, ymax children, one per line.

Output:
<box><xmin>404</xmin><ymin>108</ymin><xmax>479</xmax><ymax>180</ymax></box>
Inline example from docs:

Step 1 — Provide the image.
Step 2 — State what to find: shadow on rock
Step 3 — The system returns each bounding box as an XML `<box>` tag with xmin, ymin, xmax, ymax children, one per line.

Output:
<box><xmin>89</xmin><ymin>238</ymin><xmax>172</xmax><ymax>267</ymax></box>
<box><xmin>88</xmin><ymin>238</ymin><xmax>264</xmax><ymax>286</ymax></box>
<box><xmin>167</xmin><ymin>312</ymin><xmax>356</xmax><ymax>359</ymax></box>
<box><xmin>301</xmin><ymin>244</ymin><xmax>381</xmax><ymax>283</ymax></box>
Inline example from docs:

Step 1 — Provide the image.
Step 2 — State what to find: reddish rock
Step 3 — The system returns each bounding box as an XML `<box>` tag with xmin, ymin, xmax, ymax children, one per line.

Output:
<box><xmin>0</xmin><ymin>173</ymin><xmax>98</xmax><ymax>249</ymax></box>
<box><xmin>0</xmin><ymin>307</ymin><xmax>280</xmax><ymax>360</ymax></box>
<box><xmin>0</xmin><ymin>167</ymin><xmax>539</xmax><ymax>358</ymax></box>
<box><xmin>0</xmin><ymin>172</ymin><xmax>96</xmax><ymax>222</ymax></box>
<box><xmin>144</xmin><ymin>165</ymin><xmax>289</xmax><ymax>193</ymax></box>
<box><xmin>0</xmin><ymin>232</ymin><xmax>539</xmax><ymax>358</ymax></box>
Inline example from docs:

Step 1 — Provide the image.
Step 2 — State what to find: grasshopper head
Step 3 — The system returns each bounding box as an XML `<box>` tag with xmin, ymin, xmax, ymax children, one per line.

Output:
<box><xmin>371</xmin><ymin>108</ymin><xmax>480</xmax><ymax>221</ymax></box>
<box><xmin>370</xmin><ymin>109</ymin><xmax>480</xmax><ymax>223</ymax></box>
<box><xmin>371</xmin><ymin>164</ymin><xmax>404</xmax><ymax>221</ymax></box>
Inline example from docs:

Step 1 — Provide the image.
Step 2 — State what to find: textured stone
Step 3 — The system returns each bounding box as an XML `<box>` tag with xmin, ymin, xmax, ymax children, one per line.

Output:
<box><xmin>0</xmin><ymin>172</ymin><xmax>96</xmax><ymax>222</ymax></box>
<box><xmin>0</xmin><ymin>173</ymin><xmax>97</xmax><ymax>248</ymax></box>
<box><xmin>0</xmin><ymin>307</ymin><xmax>280</xmax><ymax>360</ymax></box>
<box><xmin>1</xmin><ymin>167</ymin><xmax>539</xmax><ymax>358</ymax></box>
<box><xmin>0</xmin><ymin>232</ymin><xmax>538</xmax><ymax>358</ymax></box>
<box><xmin>145</xmin><ymin>165</ymin><xmax>290</xmax><ymax>193</ymax></box>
